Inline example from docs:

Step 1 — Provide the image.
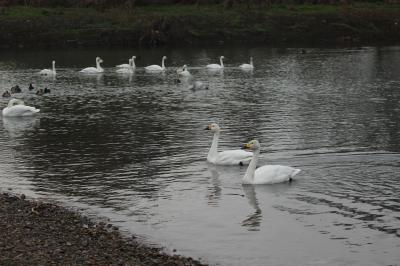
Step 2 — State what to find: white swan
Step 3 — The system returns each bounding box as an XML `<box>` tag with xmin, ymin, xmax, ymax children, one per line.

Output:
<box><xmin>39</xmin><ymin>60</ymin><xmax>56</xmax><ymax>75</ymax></box>
<box><xmin>80</xmin><ymin>57</ymin><xmax>104</xmax><ymax>73</ymax></box>
<box><xmin>206</xmin><ymin>56</ymin><xmax>224</xmax><ymax>69</ymax></box>
<box><xmin>116</xmin><ymin>56</ymin><xmax>136</xmax><ymax>68</ymax></box>
<box><xmin>2</xmin><ymin>99</ymin><xmax>40</xmax><ymax>117</ymax></box>
<box><xmin>177</xmin><ymin>64</ymin><xmax>191</xmax><ymax>76</ymax></box>
<box><xmin>205</xmin><ymin>123</ymin><xmax>252</xmax><ymax>165</ymax></box>
<box><xmin>239</xmin><ymin>57</ymin><xmax>254</xmax><ymax>70</ymax></box>
<box><xmin>145</xmin><ymin>56</ymin><xmax>167</xmax><ymax>72</ymax></box>
<box><xmin>116</xmin><ymin>59</ymin><xmax>134</xmax><ymax>74</ymax></box>
<box><xmin>241</xmin><ymin>140</ymin><xmax>301</xmax><ymax>184</ymax></box>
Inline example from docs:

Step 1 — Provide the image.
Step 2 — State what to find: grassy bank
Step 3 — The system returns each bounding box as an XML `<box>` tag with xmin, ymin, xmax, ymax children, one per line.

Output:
<box><xmin>0</xmin><ymin>3</ymin><xmax>399</xmax><ymax>48</ymax></box>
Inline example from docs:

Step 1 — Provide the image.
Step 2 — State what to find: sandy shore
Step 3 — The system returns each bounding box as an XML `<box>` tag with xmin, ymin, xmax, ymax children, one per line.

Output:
<box><xmin>0</xmin><ymin>192</ymin><xmax>206</xmax><ymax>266</ymax></box>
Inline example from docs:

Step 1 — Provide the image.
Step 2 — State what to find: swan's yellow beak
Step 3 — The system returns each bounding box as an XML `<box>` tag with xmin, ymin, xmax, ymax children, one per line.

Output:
<box><xmin>204</xmin><ymin>125</ymin><xmax>211</xmax><ymax>130</ymax></box>
<box><xmin>241</xmin><ymin>143</ymin><xmax>251</xmax><ymax>150</ymax></box>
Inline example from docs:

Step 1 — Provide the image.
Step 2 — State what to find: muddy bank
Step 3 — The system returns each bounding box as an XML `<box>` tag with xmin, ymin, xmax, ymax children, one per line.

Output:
<box><xmin>0</xmin><ymin>4</ymin><xmax>399</xmax><ymax>49</ymax></box>
<box><xmin>0</xmin><ymin>192</ymin><xmax>206</xmax><ymax>265</ymax></box>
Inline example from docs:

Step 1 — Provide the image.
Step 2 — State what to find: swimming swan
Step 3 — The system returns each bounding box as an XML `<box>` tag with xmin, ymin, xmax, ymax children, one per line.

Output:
<box><xmin>116</xmin><ymin>59</ymin><xmax>134</xmax><ymax>74</ymax></box>
<box><xmin>80</xmin><ymin>57</ymin><xmax>104</xmax><ymax>73</ymax></box>
<box><xmin>239</xmin><ymin>57</ymin><xmax>254</xmax><ymax>70</ymax></box>
<box><xmin>241</xmin><ymin>140</ymin><xmax>301</xmax><ymax>184</ymax></box>
<box><xmin>177</xmin><ymin>64</ymin><xmax>191</xmax><ymax>76</ymax></box>
<box><xmin>205</xmin><ymin>123</ymin><xmax>252</xmax><ymax>165</ymax></box>
<box><xmin>116</xmin><ymin>56</ymin><xmax>136</xmax><ymax>68</ymax></box>
<box><xmin>145</xmin><ymin>56</ymin><xmax>167</xmax><ymax>72</ymax></box>
<box><xmin>2</xmin><ymin>99</ymin><xmax>40</xmax><ymax>117</ymax></box>
<box><xmin>39</xmin><ymin>60</ymin><xmax>56</xmax><ymax>75</ymax></box>
<box><xmin>206</xmin><ymin>56</ymin><xmax>224</xmax><ymax>69</ymax></box>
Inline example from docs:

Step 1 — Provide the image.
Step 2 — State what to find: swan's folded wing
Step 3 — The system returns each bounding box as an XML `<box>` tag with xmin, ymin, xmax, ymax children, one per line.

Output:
<box><xmin>216</xmin><ymin>150</ymin><xmax>253</xmax><ymax>165</ymax></box>
<box><xmin>4</xmin><ymin>106</ymin><xmax>39</xmax><ymax>117</ymax></box>
<box><xmin>255</xmin><ymin>165</ymin><xmax>299</xmax><ymax>184</ymax></box>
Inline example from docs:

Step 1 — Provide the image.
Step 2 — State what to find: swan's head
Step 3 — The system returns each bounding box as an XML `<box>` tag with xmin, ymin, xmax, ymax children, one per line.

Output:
<box><xmin>52</xmin><ymin>60</ymin><xmax>55</xmax><ymax>64</ymax></box>
<box><xmin>8</xmin><ymin>98</ymin><xmax>25</xmax><ymax>107</ymax></box>
<box><xmin>220</xmin><ymin>56</ymin><xmax>225</xmax><ymax>60</ymax></box>
<box><xmin>205</xmin><ymin>123</ymin><xmax>220</xmax><ymax>133</ymax></box>
<box><xmin>132</xmin><ymin>56</ymin><xmax>136</xmax><ymax>59</ymax></box>
<box><xmin>242</xmin><ymin>140</ymin><xmax>260</xmax><ymax>151</ymax></box>
<box><xmin>182</xmin><ymin>64</ymin><xmax>187</xmax><ymax>70</ymax></box>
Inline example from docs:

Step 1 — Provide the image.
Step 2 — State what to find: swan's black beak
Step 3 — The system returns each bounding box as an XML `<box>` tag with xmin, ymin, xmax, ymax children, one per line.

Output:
<box><xmin>241</xmin><ymin>143</ymin><xmax>251</xmax><ymax>150</ymax></box>
<box><xmin>204</xmin><ymin>125</ymin><xmax>210</xmax><ymax>130</ymax></box>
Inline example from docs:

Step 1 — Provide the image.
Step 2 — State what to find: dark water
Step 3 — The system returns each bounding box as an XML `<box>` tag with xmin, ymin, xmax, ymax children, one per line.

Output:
<box><xmin>0</xmin><ymin>46</ymin><xmax>400</xmax><ymax>266</ymax></box>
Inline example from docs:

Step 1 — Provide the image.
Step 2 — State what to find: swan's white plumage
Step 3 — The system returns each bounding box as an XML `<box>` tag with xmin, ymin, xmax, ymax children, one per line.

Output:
<box><xmin>242</xmin><ymin>140</ymin><xmax>300</xmax><ymax>185</ymax></box>
<box><xmin>239</xmin><ymin>57</ymin><xmax>254</xmax><ymax>70</ymax></box>
<box><xmin>80</xmin><ymin>57</ymin><xmax>104</xmax><ymax>73</ymax></box>
<box><xmin>177</xmin><ymin>65</ymin><xmax>191</xmax><ymax>76</ymax></box>
<box><xmin>2</xmin><ymin>99</ymin><xmax>40</xmax><ymax>117</ymax></box>
<box><xmin>116</xmin><ymin>56</ymin><xmax>136</xmax><ymax>68</ymax></box>
<box><xmin>206</xmin><ymin>123</ymin><xmax>252</xmax><ymax>166</ymax></box>
<box><xmin>206</xmin><ymin>56</ymin><xmax>224</xmax><ymax>69</ymax></box>
<box><xmin>116</xmin><ymin>59</ymin><xmax>134</xmax><ymax>74</ymax></box>
<box><xmin>39</xmin><ymin>60</ymin><xmax>56</xmax><ymax>75</ymax></box>
<box><xmin>145</xmin><ymin>56</ymin><xmax>167</xmax><ymax>72</ymax></box>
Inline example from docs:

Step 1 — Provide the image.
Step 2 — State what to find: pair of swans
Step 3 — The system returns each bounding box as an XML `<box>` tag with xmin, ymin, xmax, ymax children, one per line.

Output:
<box><xmin>206</xmin><ymin>56</ymin><xmax>254</xmax><ymax>70</ymax></box>
<box><xmin>2</xmin><ymin>99</ymin><xmax>40</xmax><ymax>117</ymax></box>
<box><xmin>116</xmin><ymin>56</ymin><xmax>136</xmax><ymax>69</ymax></box>
<box><xmin>116</xmin><ymin>59</ymin><xmax>135</xmax><ymax>74</ymax></box>
<box><xmin>205</xmin><ymin>123</ymin><xmax>300</xmax><ymax>184</ymax></box>
<box><xmin>39</xmin><ymin>57</ymin><xmax>104</xmax><ymax>75</ymax></box>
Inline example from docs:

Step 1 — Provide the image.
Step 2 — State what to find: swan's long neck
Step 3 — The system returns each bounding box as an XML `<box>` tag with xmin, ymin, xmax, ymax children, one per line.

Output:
<box><xmin>220</xmin><ymin>57</ymin><xmax>224</xmax><ymax>67</ymax></box>
<box><xmin>243</xmin><ymin>149</ymin><xmax>259</xmax><ymax>183</ymax></box>
<box><xmin>96</xmin><ymin>60</ymin><xmax>102</xmax><ymax>70</ymax></box>
<box><xmin>250</xmin><ymin>58</ymin><xmax>253</xmax><ymax>66</ymax></box>
<box><xmin>161</xmin><ymin>58</ymin><xmax>165</xmax><ymax>69</ymax></box>
<box><xmin>131</xmin><ymin>58</ymin><xmax>136</xmax><ymax>68</ymax></box>
<box><xmin>52</xmin><ymin>62</ymin><xmax>56</xmax><ymax>73</ymax></box>
<box><xmin>208</xmin><ymin>131</ymin><xmax>220</xmax><ymax>161</ymax></box>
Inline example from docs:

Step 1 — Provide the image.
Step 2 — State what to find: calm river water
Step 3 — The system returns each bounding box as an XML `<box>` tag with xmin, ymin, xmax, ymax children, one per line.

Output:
<box><xmin>0</xmin><ymin>46</ymin><xmax>399</xmax><ymax>266</ymax></box>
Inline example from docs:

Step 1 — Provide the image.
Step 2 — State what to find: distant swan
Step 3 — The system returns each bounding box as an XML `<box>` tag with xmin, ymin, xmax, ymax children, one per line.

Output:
<box><xmin>39</xmin><ymin>60</ymin><xmax>56</xmax><ymax>75</ymax></box>
<box><xmin>145</xmin><ymin>56</ymin><xmax>167</xmax><ymax>72</ymax></box>
<box><xmin>116</xmin><ymin>59</ymin><xmax>134</xmax><ymax>74</ymax></box>
<box><xmin>205</xmin><ymin>123</ymin><xmax>252</xmax><ymax>165</ymax></box>
<box><xmin>2</xmin><ymin>99</ymin><xmax>40</xmax><ymax>117</ymax></box>
<box><xmin>116</xmin><ymin>56</ymin><xmax>136</xmax><ymax>68</ymax></box>
<box><xmin>177</xmin><ymin>64</ymin><xmax>191</xmax><ymax>76</ymax></box>
<box><xmin>80</xmin><ymin>57</ymin><xmax>104</xmax><ymax>73</ymax></box>
<box><xmin>206</xmin><ymin>56</ymin><xmax>224</xmax><ymax>69</ymax></box>
<box><xmin>239</xmin><ymin>57</ymin><xmax>254</xmax><ymax>70</ymax></box>
<box><xmin>241</xmin><ymin>140</ymin><xmax>301</xmax><ymax>184</ymax></box>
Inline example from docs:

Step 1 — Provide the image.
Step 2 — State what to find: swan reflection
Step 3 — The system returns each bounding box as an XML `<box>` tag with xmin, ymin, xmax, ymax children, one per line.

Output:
<box><xmin>206</xmin><ymin>165</ymin><xmax>222</xmax><ymax>206</ymax></box>
<box><xmin>241</xmin><ymin>185</ymin><xmax>262</xmax><ymax>231</ymax></box>
<box><xmin>2</xmin><ymin>116</ymin><xmax>40</xmax><ymax>138</ymax></box>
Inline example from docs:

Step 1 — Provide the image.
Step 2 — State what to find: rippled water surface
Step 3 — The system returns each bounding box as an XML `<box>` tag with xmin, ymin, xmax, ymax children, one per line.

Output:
<box><xmin>1</xmin><ymin>46</ymin><xmax>400</xmax><ymax>265</ymax></box>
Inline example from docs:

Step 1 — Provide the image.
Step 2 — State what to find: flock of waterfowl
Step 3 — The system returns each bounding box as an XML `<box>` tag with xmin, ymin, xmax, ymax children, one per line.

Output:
<box><xmin>1</xmin><ymin>54</ymin><xmax>299</xmax><ymax>185</ymax></box>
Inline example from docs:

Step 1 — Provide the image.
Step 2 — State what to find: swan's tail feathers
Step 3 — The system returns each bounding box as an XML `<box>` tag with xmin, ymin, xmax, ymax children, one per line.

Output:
<box><xmin>30</xmin><ymin>107</ymin><xmax>40</xmax><ymax>113</ymax></box>
<box><xmin>291</xmin><ymin>168</ymin><xmax>301</xmax><ymax>178</ymax></box>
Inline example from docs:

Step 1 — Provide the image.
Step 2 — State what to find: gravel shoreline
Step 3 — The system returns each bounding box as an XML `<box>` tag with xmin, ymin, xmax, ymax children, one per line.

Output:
<box><xmin>0</xmin><ymin>192</ymin><xmax>207</xmax><ymax>266</ymax></box>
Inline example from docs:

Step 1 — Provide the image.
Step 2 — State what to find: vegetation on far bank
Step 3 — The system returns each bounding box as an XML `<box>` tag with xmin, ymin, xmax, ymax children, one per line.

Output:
<box><xmin>0</xmin><ymin>2</ymin><xmax>399</xmax><ymax>48</ymax></box>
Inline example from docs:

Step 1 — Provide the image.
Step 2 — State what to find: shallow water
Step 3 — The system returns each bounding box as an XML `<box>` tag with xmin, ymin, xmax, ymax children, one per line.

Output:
<box><xmin>0</xmin><ymin>46</ymin><xmax>400</xmax><ymax>266</ymax></box>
